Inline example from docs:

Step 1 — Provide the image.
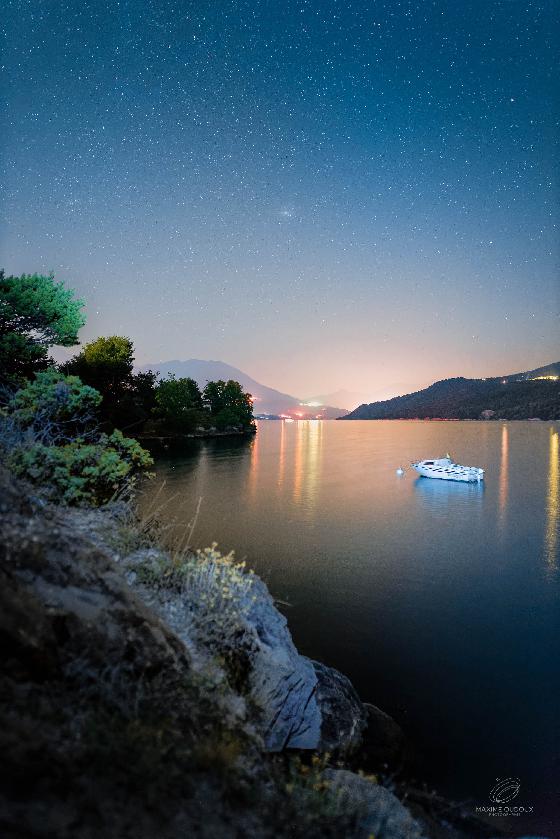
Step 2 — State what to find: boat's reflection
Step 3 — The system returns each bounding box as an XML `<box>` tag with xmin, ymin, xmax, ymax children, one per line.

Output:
<box><xmin>414</xmin><ymin>475</ymin><xmax>485</xmax><ymax>506</ymax></box>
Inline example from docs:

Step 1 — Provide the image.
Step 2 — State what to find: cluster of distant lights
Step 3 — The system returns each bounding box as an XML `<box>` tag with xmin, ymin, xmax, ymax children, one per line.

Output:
<box><xmin>499</xmin><ymin>375</ymin><xmax>559</xmax><ymax>384</ymax></box>
<box><xmin>279</xmin><ymin>412</ymin><xmax>324</xmax><ymax>420</ymax></box>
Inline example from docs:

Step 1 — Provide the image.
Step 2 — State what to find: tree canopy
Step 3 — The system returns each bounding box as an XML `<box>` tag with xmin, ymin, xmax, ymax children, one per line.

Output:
<box><xmin>0</xmin><ymin>271</ymin><xmax>85</xmax><ymax>384</ymax></box>
<box><xmin>154</xmin><ymin>376</ymin><xmax>204</xmax><ymax>432</ymax></box>
<box><xmin>203</xmin><ymin>379</ymin><xmax>254</xmax><ymax>430</ymax></box>
<box><xmin>62</xmin><ymin>336</ymin><xmax>157</xmax><ymax>430</ymax></box>
<box><xmin>63</xmin><ymin>336</ymin><xmax>134</xmax><ymax>393</ymax></box>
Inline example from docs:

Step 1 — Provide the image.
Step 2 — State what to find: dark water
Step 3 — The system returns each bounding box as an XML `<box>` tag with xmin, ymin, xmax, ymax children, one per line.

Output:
<box><xmin>142</xmin><ymin>420</ymin><xmax>560</xmax><ymax>836</ymax></box>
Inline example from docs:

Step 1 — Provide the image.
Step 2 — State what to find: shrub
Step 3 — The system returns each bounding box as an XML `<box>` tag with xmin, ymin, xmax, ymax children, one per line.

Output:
<box><xmin>8</xmin><ymin>429</ymin><xmax>154</xmax><ymax>506</ymax></box>
<box><xmin>5</xmin><ymin>369</ymin><xmax>101</xmax><ymax>442</ymax></box>
<box><xmin>133</xmin><ymin>544</ymin><xmax>256</xmax><ymax>689</ymax></box>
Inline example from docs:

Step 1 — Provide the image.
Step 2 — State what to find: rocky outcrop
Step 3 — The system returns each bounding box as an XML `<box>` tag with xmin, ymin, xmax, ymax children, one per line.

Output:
<box><xmin>0</xmin><ymin>474</ymin><xmax>190</xmax><ymax>688</ymax></box>
<box><xmin>69</xmin><ymin>504</ymin><xmax>370</xmax><ymax>756</ymax></box>
<box><xmin>227</xmin><ymin>576</ymin><xmax>368</xmax><ymax>753</ymax></box>
<box><xmin>0</xmin><ymin>472</ymin><xmax>267</xmax><ymax>838</ymax></box>
<box><xmin>241</xmin><ymin>574</ymin><xmax>323</xmax><ymax>750</ymax></box>
<box><xmin>325</xmin><ymin>770</ymin><xmax>425</xmax><ymax>839</ymax></box>
<box><xmin>124</xmin><ymin>550</ymin><xmax>367</xmax><ymax>754</ymax></box>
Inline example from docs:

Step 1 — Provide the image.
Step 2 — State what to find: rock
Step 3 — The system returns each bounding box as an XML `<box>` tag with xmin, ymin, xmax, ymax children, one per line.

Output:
<box><xmin>241</xmin><ymin>576</ymin><xmax>322</xmax><ymax>750</ymax></box>
<box><xmin>125</xmin><ymin>550</ymin><xmax>368</xmax><ymax>755</ymax></box>
<box><xmin>325</xmin><ymin>769</ymin><xmax>425</xmax><ymax>839</ymax></box>
<box><xmin>310</xmin><ymin>660</ymin><xmax>368</xmax><ymax>754</ymax></box>
<box><xmin>361</xmin><ymin>702</ymin><xmax>407</xmax><ymax>769</ymax></box>
<box><xmin>232</xmin><ymin>578</ymin><xmax>370</xmax><ymax>754</ymax></box>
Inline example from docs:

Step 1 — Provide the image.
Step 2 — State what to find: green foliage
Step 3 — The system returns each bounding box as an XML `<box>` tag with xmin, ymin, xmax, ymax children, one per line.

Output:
<box><xmin>203</xmin><ymin>379</ymin><xmax>255</xmax><ymax>429</ymax></box>
<box><xmin>0</xmin><ymin>271</ymin><xmax>85</xmax><ymax>384</ymax></box>
<box><xmin>62</xmin><ymin>335</ymin><xmax>134</xmax><ymax>406</ymax></box>
<box><xmin>67</xmin><ymin>335</ymin><xmax>134</xmax><ymax>387</ymax></box>
<box><xmin>153</xmin><ymin>375</ymin><xmax>205</xmax><ymax>432</ymax></box>
<box><xmin>63</xmin><ymin>336</ymin><xmax>158</xmax><ymax>430</ymax></box>
<box><xmin>7</xmin><ymin>369</ymin><xmax>101</xmax><ymax>434</ymax></box>
<box><xmin>8</xmin><ymin>429</ymin><xmax>153</xmax><ymax>505</ymax></box>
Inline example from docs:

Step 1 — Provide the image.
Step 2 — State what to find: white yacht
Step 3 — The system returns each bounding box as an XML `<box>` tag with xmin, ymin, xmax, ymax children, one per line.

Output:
<box><xmin>411</xmin><ymin>454</ymin><xmax>484</xmax><ymax>483</ymax></box>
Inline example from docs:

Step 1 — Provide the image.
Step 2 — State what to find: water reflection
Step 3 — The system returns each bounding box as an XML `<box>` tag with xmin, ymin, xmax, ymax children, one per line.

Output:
<box><xmin>414</xmin><ymin>475</ymin><xmax>485</xmax><ymax>499</ymax></box>
<box><xmin>293</xmin><ymin>420</ymin><xmax>323</xmax><ymax>513</ymax></box>
<box><xmin>248</xmin><ymin>428</ymin><xmax>259</xmax><ymax>500</ymax></box>
<box><xmin>497</xmin><ymin>424</ymin><xmax>509</xmax><ymax>537</ymax></box>
<box><xmin>544</xmin><ymin>427</ymin><xmax>559</xmax><ymax>575</ymax></box>
<box><xmin>278</xmin><ymin>419</ymin><xmax>286</xmax><ymax>491</ymax></box>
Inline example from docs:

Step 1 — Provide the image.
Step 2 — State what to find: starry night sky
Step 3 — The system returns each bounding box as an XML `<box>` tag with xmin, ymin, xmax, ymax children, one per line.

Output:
<box><xmin>2</xmin><ymin>0</ymin><xmax>559</xmax><ymax>397</ymax></box>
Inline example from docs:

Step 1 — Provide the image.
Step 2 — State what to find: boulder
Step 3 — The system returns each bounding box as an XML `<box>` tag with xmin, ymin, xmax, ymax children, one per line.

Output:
<box><xmin>325</xmin><ymin>769</ymin><xmax>425</xmax><ymax>839</ymax></box>
<box><xmin>231</xmin><ymin>578</ymin><xmax>370</xmax><ymax>753</ymax></box>
<box><xmin>361</xmin><ymin>702</ymin><xmax>407</xmax><ymax>769</ymax></box>
<box><xmin>310</xmin><ymin>659</ymin><xmax>368</xmax><ymax>754</ymax></box>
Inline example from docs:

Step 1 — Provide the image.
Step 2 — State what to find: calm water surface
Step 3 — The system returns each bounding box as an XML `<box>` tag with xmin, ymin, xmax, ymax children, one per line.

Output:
<box><xmin>142</xmin><ymin>421</ymin><xmax>560</xmax><ymax>834</ymax></box>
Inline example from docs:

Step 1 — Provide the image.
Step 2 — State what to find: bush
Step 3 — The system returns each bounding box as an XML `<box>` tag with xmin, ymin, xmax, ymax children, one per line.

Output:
<box><xmin>4</xmin><ymin>369</ymin><xmax>101</xmax><ymax>442</ymax></box>
<box><xmin>8</xmin><ymin>429</ymin><xmax>154</xmax><ymax>506</ymax></box>
<box><xmin>133</xmin><ymin>544</ymin><xmax>256</xmax><ymax>689</ymax></box>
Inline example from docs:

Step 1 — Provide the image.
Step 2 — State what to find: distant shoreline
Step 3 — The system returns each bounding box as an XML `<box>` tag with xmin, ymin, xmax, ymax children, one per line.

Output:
<box><xmin>256</xmin><ymin>416</ymin><xmax>555</xmax><ymax>422</ymax></box>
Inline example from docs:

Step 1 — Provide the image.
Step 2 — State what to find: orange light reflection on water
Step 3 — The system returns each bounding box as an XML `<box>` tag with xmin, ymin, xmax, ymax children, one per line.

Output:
<box><xmin>289</xmin><ymin>421</ymin><xmax>323</xmax><ymax>511</ymax></box>
<box><xmin>545</xmin><ymin>427</ymin><xmax>559</xmax><ymax>575</ymax></box>
<box><xmin>497</xmin><ymin>424</ymin><xmax>509</xmax><ymax>536</ymax></box>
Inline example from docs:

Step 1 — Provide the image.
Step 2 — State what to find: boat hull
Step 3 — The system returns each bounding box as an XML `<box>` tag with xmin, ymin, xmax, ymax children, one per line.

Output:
<box><xmin>413</xmin><ymin>466</ymin><xmax>482</xmax><ymax>482</ymax></box>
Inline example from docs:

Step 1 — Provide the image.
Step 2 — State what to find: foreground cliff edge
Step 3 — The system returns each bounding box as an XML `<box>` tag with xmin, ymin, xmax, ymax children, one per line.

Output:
<box><xmin>1</xmin><ymin>469</ymin><xmax>507</xmax><ymax>838</ymax></box>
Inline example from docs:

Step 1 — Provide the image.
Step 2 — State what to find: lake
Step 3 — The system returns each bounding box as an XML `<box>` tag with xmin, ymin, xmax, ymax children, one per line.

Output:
<box><xmin>141</xmin><ymin>420</ymin><xmax>560</xmax><ymax>835</ymax></box>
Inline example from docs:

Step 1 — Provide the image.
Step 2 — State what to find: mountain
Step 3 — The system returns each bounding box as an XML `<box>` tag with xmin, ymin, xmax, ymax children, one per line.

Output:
<box><xmin>138</xmin><ymin>358</ymin><xmax>348</xmax><ymax>418</ymax></box>
<box><xmin>342</xmin><ymin>362</ymin><xmax>560</xmax><ymax>421</ymax></box>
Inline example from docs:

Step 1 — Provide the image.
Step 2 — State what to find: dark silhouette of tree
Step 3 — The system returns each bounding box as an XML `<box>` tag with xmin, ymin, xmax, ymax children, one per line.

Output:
<box><xmin>203</xmin><ymin>379</ymin><xmax>254</xmax><ymax>429</ymax></box>
<box><xmin>0</xmin><ymin>271</ymin><xmax>85</xmax><ymax>385</ymax></box>
<box><xmin>153</xmin><ymin>376</ymin><xmax>205</xmax><ymax>432</ymax></box>
<box><xmin>62</xmin><ymin>336</ymin><xmax>157</xmax><ymax>430</ymax></box>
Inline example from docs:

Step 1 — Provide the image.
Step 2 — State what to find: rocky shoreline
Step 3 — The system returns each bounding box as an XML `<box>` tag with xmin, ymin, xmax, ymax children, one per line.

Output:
<box><xmin>0</xmin><ymin>468</ymin><xmax>506</xmax><ymax>838</ymax></box>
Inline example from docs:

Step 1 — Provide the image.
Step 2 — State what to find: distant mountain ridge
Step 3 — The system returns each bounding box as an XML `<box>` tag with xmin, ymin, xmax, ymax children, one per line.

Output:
<box><xmin>138</xmin><ymin>358</ymin><xmax>348</xmax><ymax>419</ymax></box>
<box><xmin>342</xmin><ymin>362</ymin><xmax>560</xmax><ymax>421</ymax></box>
